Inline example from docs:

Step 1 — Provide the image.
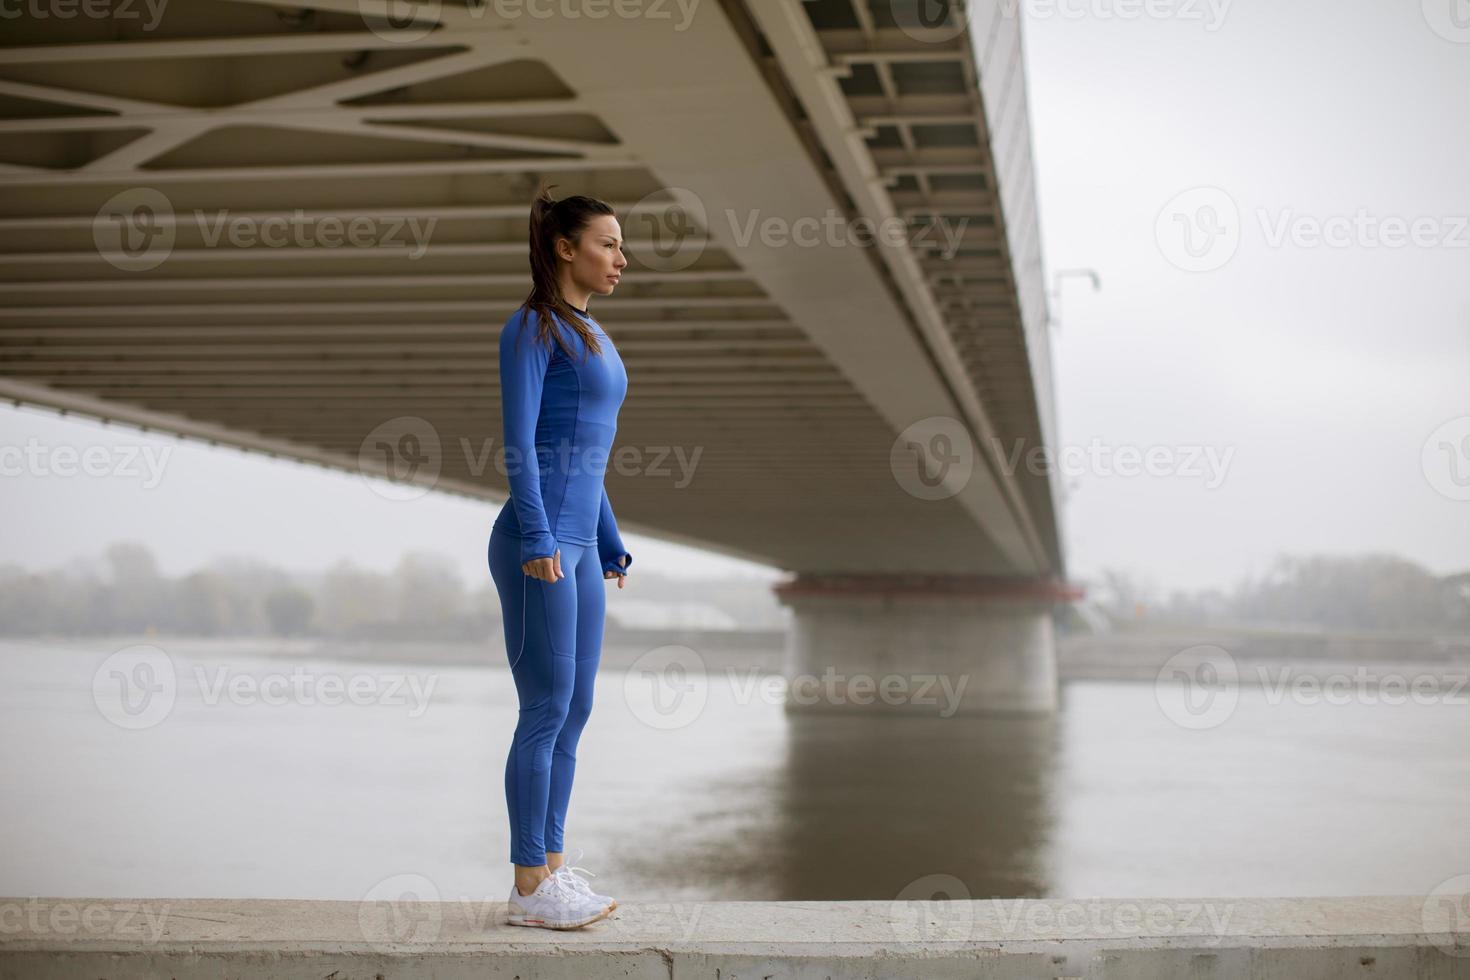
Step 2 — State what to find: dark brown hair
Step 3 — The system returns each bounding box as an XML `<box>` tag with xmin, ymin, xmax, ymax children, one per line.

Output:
<box><xmin>517</xmin><ymin>181</ymin><xmax>615</xmax><ymax>360</ymax></box>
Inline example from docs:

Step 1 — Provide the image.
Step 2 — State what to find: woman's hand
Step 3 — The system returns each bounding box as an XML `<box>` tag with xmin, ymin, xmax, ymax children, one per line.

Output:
<box><xmin>604</xmin><ymin>555</ymin><xmax>628</xmax><ymax>590</ymax></box>
<box><xmin>522</xmin><ymin>549</ymin><xmax>564</xmax><ymax>583</ymax></box>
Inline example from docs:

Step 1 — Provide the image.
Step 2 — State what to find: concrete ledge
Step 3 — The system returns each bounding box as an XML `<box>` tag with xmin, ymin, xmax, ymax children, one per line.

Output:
<box><xmin>2</xmin><ymin>896</ymin><xmax>1468</xmax><ymax>979</ymax></box>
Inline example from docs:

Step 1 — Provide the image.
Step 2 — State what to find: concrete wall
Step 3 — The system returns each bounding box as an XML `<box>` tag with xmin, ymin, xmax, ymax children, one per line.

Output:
<box><xmin>3</xmin><ymin>896</ymin><xmax>1466</xmax><ymax>979</ymax></box>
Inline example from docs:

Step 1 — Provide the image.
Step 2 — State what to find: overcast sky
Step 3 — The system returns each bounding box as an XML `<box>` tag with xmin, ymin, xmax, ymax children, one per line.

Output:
<box><xmin>2</xmin><ymin>0</ymin><xmax>1467</xmax><ymax>594</ymax></box>
<box><xmin>1025</xmin><ymin>0</ymin><xmax>1469</xmax><ymax>591</ymax></box>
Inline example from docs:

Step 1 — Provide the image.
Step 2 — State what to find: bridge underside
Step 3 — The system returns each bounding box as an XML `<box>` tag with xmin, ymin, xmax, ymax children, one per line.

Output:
<box><xmin>1</xmin><ymin>0</ymin><xmax>1063</xmax><ymax>588</ymax></box>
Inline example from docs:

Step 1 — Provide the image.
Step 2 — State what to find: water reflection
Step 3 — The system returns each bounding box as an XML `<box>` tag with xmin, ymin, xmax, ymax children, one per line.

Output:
<box><xmin>773</xmin><ymin>712</ymin><xmax>1058</xmax><ymax>900</ymax></box>
<box><xmin>612</xmin><ymin>688</ymin><xmax>1059</xmax><ymax>902</ymax></box>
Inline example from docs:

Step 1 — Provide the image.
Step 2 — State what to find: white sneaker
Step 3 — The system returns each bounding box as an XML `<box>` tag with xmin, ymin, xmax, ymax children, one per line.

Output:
<box><xmin>551</xmin><ymin>847</ymin><xmax>618</xmax><ymax>912</ymax></box>
<box><xmin>506</xmin><ymin>870</ymin><xmax>614</xmax><ymax>929</ymax></box>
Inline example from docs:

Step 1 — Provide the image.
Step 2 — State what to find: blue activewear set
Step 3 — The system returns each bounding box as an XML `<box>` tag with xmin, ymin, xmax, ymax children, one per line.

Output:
<box><xmin>488</xmin><ymin>304</ymin><xmax>633</xmax><ymax>867</ymax></box>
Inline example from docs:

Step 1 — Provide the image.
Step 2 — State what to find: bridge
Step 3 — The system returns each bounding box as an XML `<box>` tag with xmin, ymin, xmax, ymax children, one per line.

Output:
<box><xmin>0</xmin><ymin>0</ymin><xmax>1069</xmax><ymax>713</ymax></box>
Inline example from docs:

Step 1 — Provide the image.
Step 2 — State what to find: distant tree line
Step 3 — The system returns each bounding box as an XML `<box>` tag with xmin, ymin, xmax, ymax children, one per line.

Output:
<box><xmin>0</xmin><ymin>541</ymin><xmax>502</xmax><ymax>641</ymax></box>
<box><xmin>9</xmin><ymin>544</ymin><xmax>1458</xmax><ymax>640</ymax></box>
<box><xmin>1087</xmin><ymin>552</ymin><xmax>1470</xmax><ymax>633</ymax></box>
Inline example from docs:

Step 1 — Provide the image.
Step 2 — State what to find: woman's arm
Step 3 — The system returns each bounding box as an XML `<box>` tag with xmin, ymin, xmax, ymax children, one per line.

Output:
<box><xmin>597</xmin><ymin>485</ymin><xmax>633</xmax><ymax>577</ymax></box>
<box><xmin>500</xmin><ymin>310</ymin><xmax>559</xmax><ymax>565</ymax></box>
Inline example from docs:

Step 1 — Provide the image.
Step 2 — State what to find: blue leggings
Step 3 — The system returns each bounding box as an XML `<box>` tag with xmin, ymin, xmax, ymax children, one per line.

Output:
<box><xmin>488</xmin><ymin>527</ymin><xmax>606</xmax><ymax>867</ymax></box>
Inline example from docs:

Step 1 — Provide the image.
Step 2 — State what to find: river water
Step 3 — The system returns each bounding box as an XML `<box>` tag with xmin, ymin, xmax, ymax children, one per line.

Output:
<box><xmin>2</xmin><ymin>639</ymin><xmax>1466</xmax><ymax>904</ymax></box>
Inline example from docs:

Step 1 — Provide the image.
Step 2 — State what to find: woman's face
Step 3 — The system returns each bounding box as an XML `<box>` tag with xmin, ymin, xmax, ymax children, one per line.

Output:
<box><xmin>558</xmin><ymin>214</ymin><xmax>627</xmax><ymax>298</ymax></box>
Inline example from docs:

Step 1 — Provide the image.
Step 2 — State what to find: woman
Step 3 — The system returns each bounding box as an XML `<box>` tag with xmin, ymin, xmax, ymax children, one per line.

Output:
<box><xmin>488</xmin><ymin>185</ymin><xmax>632</xmax><ymax>930</ymax></box>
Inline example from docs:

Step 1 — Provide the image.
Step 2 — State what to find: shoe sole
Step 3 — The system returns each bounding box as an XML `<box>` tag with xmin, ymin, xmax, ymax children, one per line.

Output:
<box><xmin>507</xmin><ymin>902</ymin><xmax>615</xmax><ymax>930</ymax></box>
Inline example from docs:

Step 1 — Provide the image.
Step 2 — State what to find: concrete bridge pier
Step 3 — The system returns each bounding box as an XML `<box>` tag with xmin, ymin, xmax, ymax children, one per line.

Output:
<box><xmin>772</xmin><ymin>575</ymin><xmax>1080</xmax><ymax>717</ymax></box>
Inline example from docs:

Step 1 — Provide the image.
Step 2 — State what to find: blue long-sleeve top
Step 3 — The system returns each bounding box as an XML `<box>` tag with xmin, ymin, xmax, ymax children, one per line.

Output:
<box><xmin>493</xmin><ymin>305</ymin><xmax>633</xmax><ymax>577</ymax></box>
